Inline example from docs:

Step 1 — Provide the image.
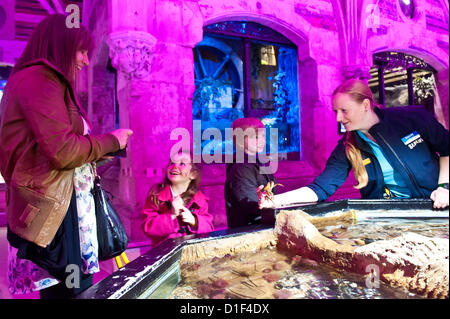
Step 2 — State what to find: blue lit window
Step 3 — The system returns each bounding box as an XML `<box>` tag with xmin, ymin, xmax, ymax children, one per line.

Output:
<box><xmin>193</xmin><ymin>22</ymin><xmax>300</xmax><ymax>161</ymax></box>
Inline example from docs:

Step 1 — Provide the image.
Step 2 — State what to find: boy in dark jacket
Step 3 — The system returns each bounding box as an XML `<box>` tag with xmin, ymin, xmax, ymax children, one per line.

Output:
<box><xmin>225</xmin><ymin>118</ymin><xmax>277</xmax><ymax>229</ymax></box>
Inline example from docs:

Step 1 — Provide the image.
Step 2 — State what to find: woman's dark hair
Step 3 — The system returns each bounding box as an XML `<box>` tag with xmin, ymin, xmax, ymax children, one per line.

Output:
<box><xmin>148</xmin><ymin>150</ymin><xmax>203</xmax><ymax>206</ymax></box>
<box><xmin>12</xmin><ymin>14</ymin><xmax>94</xmax><ymax>84</ymax></box>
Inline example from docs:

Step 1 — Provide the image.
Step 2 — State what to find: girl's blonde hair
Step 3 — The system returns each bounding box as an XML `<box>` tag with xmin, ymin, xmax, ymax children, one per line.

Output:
<box><xmin>332</xmin><ymin>79</ymin><xmax>380</xmax><ymax>189</ymax></box>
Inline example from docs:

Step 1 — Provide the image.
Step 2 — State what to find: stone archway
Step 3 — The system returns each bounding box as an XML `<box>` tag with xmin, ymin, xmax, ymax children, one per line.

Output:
<box><xmin>203</xmin><ymin>13</ymin><xmax>311</xmax><ymax>58</ymax></box>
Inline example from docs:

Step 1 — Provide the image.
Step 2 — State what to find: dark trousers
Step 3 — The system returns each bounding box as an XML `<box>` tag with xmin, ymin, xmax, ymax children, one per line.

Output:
<box><xmin>39</xmin><ymin>189</ymin><xmax>93</xmax><ymax>299</ymax></box>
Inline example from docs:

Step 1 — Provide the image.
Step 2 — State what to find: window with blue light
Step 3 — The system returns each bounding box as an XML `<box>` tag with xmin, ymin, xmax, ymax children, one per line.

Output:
<box><xmin>193</xmin><ymin>22</ymin><xmax>300</xmax><ymax>161</ymax></box>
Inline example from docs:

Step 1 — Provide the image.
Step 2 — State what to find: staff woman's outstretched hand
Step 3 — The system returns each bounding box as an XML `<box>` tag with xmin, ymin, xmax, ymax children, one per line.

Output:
<box><xmin>430</xmin><ymin>187</ymin><xmax>449</xmax><ymax>209</ymax></box>
<box><xmin>110</xmin><ymin>128</ymin><xmax>133</xmax><ymax>149</ymax></box>
<box><xmin>257</xmin><ymin>185</ymin><xmax>275</xmax><ymax>209</ymax></box>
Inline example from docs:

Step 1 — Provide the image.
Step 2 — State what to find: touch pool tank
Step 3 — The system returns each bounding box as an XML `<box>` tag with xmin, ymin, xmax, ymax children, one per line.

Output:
<box><xmin>76</xmin><ymin>199</ymin><xmax>449</xmax><ymax>299</ymax></box>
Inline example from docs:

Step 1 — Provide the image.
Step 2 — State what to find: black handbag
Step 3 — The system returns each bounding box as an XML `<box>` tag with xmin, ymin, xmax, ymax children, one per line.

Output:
<box><xmin>91</xmin><ymin>163</ymin><xmax>128</xmax><ymax>260</ymax></box>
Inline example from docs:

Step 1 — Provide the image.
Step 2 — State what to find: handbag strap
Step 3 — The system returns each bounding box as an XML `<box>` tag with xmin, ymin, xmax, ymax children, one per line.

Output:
<box><xmin>92</xmin><ymin>162</ymin><xmax>99</xmax><ymax>178</ymax></box>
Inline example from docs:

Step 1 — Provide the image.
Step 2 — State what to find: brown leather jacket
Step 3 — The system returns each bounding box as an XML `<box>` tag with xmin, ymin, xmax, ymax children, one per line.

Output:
<box><xmin>0</xmin><ymin>59</ymin><xmax>120</xmax><ymax>247</ymax></box>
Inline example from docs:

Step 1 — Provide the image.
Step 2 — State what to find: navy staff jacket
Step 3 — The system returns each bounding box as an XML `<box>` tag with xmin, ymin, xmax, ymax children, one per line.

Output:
<box><xmin>307</xmin><ymin>105</ymin><xmax>449</xmax><ymax>201</ymax></box>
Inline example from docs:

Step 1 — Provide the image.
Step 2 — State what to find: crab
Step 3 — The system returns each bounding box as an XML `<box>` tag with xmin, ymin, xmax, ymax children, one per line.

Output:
<box><xmin>263</xmin><ymin>181</ymin><xmax>283</xmax><ymax>204</ymax></box>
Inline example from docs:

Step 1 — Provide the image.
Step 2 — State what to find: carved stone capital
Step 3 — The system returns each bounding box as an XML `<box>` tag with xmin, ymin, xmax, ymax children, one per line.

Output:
<box><xmin>108</xmin><ymin>31</ymin><xmax>157</xmax><ymax>80</ymax></box>
<box><xmin>342</xmin><ymin>64</ymin><xmax>372</xmax><ymax>80</ymax></box>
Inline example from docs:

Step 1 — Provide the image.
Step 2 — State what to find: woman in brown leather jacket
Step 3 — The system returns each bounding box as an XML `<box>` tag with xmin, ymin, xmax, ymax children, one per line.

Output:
<box><xmin>0</xmin><ymin>14</ymin><xmax>132</xmax><ymax>298</ymax></box>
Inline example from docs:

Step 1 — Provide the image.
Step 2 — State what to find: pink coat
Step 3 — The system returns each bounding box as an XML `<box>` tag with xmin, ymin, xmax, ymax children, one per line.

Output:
<box><xmin>143</xmin><ymin>184</ymin><xmax>214</xmax><ymax>247</ymax></box>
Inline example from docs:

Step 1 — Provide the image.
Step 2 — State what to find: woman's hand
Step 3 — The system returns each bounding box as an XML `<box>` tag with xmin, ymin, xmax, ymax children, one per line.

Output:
<box><xmin>257</xmin><ymin>185</ymin><xmax>275</xmax><ymax>209</ymax></box>
<box><xmin>110</xmin><ymin>128</ymin><xmax>133</xmax><ymax>149</ymax></box>
<box><xmin>179</xmin><ymin>207</ymin><xmax>197</xmax><ymax>227</ymax></box>
<box><xmin>430</xmin><ymin>186</ymin><xmax>449</xmax><ymax>209</ymax></box>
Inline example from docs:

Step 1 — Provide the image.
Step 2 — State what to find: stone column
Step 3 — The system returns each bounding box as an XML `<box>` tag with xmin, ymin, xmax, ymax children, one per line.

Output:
<box><xmin>104</xmin><ymin>0</ymin><xmax>204</xmax><ymax>242</ymax></box>
<box><xmin>107</xmin><ymin>30</ymin><xmax>157</xmax><ymax>240</ymax></box>
<box><xmin>335</xmin><ymin>0</ymin><xmax>373</xmax><ymax>81</ymax></box>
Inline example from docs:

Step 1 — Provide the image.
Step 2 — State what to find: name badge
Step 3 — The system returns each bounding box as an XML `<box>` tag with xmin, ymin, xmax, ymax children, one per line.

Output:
<box><xmin>401</xmin><ymin>131</ymin><xmax>421</xmax><ymax>145</ymax></box>
<box><xmin>401</xmin><ymin>131</ymin><xmax>423</xmax><ymax>150</ymax></box>
<box><xmin>363</xmin><ymin>158</ymin><xmax>371</xmax><ymax>166</ymax></box>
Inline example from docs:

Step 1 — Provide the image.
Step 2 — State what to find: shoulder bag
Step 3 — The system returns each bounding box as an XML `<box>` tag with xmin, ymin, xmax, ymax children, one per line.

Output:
<box><xmin>91</xmin><ymin>162</ymin><xmax>128</xmax><ymax>260</ymax></box>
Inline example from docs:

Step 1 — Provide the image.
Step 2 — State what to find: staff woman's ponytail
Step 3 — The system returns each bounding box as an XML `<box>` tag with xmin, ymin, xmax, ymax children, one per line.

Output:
<box><xmin>333</xmin><ymin>79</ymin><xmax>380</xmax><ymax>189</ymax></box>
<box><xmin>343</xmin><ymin>131</ymin><xmax>368</xmax><ymax>189</ymax></box>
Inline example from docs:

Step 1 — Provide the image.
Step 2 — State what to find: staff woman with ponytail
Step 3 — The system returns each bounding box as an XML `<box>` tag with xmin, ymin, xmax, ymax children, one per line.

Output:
<box><xmin>258</xmin><ymin>79</ymin><xmax>449</xmax><ymax>209</ymax></box>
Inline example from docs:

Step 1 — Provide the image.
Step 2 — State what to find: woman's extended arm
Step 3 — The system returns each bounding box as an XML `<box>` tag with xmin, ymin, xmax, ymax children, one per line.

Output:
<box><xmin>258</xmin><ymin>186</ymin><xmax>318</xmax><ymax>209</ymax></box>
<box><xmin>437</xmin><ymin>156</ymin><xmax>449</xmax><ymax>185</ymax></box>
<box><xmin>258</xmin><ymin>139</ymin><xmax>350</xmax><ymax>209</ymax></box>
